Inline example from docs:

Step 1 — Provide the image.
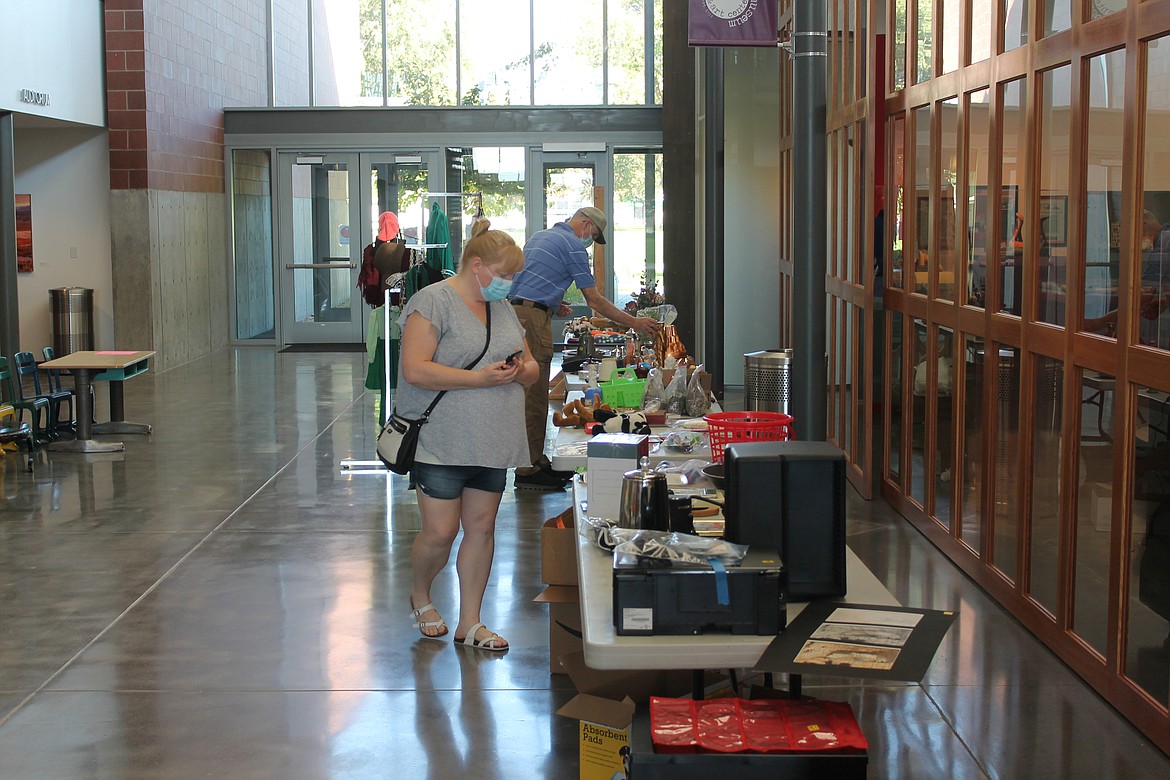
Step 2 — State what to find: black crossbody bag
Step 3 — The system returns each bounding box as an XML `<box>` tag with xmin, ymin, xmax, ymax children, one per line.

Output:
<box><xmin>377</xmin><ymin>306</ymin><xmax>492</xmax><ymax>475</ymax></box>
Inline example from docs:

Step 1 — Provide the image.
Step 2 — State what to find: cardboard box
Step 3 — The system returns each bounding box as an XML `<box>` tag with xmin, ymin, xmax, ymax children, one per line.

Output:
<box><xmin>559</xmin><ymin>652</ymin><xmax>696</xmax><ymax>704</ymax></box>
<box><xmin>555</xmin><ymin>659</ymin><xmax>711</xmax><ymax>780</ymax></box>
<box><xmin>586</xmin><ymin>433</ymin><xmax>650</xmax><ymax>522</ymax></box>
<box><xmin>556</xmin><ymin>694</ymin><xmax>636</xmax><ymax>780</ymax></box>
<box><xmin>549</xmin><ymin>369</ymin><xmax>568</xmax><ymax>401</ymax></box>
<box><xmin>537</xmin><ymin>508</ymin><xmax>583</xmax><ymax>674</ymax></box>
<box><xmin>541</xmin><ymin>508</ymin><xmax>577</xmax><ymax>586</ymax></box>
<box><xmin>533</xmin><ymin>585</ymin><xmax>582</xmax><ymax>673</ymax></box>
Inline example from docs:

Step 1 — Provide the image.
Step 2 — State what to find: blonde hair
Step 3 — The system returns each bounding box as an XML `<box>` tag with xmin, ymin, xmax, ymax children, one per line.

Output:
<box><xmin>460</xmin><ymin>219</ymin><xmax>524</xmax><ymax>275</ymax></box>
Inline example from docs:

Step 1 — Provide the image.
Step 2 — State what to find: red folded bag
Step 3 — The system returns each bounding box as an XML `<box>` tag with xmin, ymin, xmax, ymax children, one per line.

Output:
<box><xmin>649</xmin><ymin>696</ymin><xmax>868</xmax><ymax>755</ymax></box>
<box><xmin>648</xmin><ymin>697</ymin><xmax>699</xmax><ymax>753</ymax></box>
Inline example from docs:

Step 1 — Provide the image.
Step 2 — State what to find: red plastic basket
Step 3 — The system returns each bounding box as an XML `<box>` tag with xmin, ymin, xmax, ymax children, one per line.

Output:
<box><xmin>704</xmin><ymin>411</ymin><xmax>794</xmax><ymax>463</ymax></box>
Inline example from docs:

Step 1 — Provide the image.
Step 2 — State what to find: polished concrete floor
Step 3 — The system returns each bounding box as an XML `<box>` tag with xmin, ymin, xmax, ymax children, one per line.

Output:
<box><xmin>1</xmin><ymin>347</ymin><xmax>1169</xmax><ymax>779</ymax></box>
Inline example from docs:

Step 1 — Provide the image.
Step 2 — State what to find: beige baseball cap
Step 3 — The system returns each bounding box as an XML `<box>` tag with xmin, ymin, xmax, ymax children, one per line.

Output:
<box><xmin>574</xmin><ymin>206</ymin><xmax>608</xmax><ymax>244</ymax></box>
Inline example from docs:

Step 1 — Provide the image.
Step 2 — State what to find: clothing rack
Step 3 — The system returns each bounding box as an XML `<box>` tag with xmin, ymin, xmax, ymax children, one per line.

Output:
<box><xmin>417</xmin><ymin>191</ymin><xmax>483</xmax><ymax>249</ymax></box>
<box><xmin>377</xmin><ymin>192</ymin><xmax>482</xmax><ymax>405</ymax></box>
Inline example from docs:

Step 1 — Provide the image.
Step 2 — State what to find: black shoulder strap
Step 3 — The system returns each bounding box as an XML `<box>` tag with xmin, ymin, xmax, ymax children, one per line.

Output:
<box><xmin>418</xmin><ymin>303</ymin><xmax>493</xmax><ymax>421</ymax></box>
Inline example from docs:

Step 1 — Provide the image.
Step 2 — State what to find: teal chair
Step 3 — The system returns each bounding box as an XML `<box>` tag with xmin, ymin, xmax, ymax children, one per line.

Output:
<box><xmin>0</xmin><ymin>355</ymin><xmax>50</xmax><ymax>444</ymax></box>
<box><xmin>41</xmin><ymin>346</ymin><xmax>79</xmax><ymax>433</ymax></box>
<box><xmin>14</xmin><ymin>351</ymin><xmax>72</xmax><ymax>438</ymax></box>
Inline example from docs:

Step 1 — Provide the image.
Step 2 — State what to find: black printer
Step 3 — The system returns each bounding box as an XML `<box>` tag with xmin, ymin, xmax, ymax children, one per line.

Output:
<box><xmin>612</xmin><ymin>548</ymin><xmax>786</xmax><ymax>636</ymax></box>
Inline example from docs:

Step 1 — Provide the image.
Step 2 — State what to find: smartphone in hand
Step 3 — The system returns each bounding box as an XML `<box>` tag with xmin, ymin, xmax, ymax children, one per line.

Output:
<box><xmin>504</xmin><ymin>349</ymin><xmax>523</xmax><ymax>366</ymax></box>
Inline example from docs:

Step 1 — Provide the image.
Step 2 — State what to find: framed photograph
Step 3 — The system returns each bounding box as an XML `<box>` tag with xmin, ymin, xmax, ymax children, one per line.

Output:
<box><xmin>1039</xmin><ymin>194</ymin><xmax>1069</xmax><ymax>247</ymax></box>
<box><xmin>16</xmin><ymin>194</ymin><xmax>32</xmax><ymax>273</ymax></box>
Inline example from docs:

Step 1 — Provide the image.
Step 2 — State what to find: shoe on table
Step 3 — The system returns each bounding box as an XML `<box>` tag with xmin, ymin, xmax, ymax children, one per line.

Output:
<box><xmin>514</xmin><ymin>466</ymin><xmax>572</xmax><ymax>490</ymax></box>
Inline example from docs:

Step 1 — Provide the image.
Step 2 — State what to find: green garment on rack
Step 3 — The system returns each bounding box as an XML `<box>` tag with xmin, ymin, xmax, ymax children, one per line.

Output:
<box><xmin>364</xmin><ymin>306</ymin><xmax>400</xmax><ymax>426</ymax></box>
<box><xmin>403</xmin><ymin>262</ymin><xmax>446</xmax><ymax>303</ymax></box>
<box><xmin>425</xmin><ymin>202</ymin><xmax>452</xmax><ymax>272</ymax></box>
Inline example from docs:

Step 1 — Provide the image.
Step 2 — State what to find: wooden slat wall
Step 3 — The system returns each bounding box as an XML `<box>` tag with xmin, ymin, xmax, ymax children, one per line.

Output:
<box><xmin>876</xmin><ymin>0</ymin><xmax>1170</xmax><ymax>754</ymax></box>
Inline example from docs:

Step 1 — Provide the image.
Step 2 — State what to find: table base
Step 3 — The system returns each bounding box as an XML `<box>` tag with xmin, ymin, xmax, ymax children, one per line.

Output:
<box><xmin>48</xmin><ymin>438</ymin><xmax>125</xmax><ymax>454</ymax></box>
<box><xmin>91</xmin><ymin>420</ymin><xmax>152</xmax><ymax>435</ymax></box>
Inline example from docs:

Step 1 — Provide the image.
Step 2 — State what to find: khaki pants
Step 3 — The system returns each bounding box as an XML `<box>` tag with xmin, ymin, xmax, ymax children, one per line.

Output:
<box><xmin>512</xmin><ymin>302</ymin><xmax>554</xmax><ymax>470</ymax></box>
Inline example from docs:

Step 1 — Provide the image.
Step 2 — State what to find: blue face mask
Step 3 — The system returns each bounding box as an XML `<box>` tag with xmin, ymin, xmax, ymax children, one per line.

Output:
<box><xmin>580</xmin><ymin>235</ymin><xmax>594</xmax><ymax>250</ymax></box>
<box><xmin>481</xmin><ymin>274</ymin><xmax>513</xmax><ymax>302</ymax></box>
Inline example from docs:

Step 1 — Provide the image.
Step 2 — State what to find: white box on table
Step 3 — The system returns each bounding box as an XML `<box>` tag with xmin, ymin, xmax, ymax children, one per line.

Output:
<box><xmin>586</xmin><ymin>433</ymin><xmax>649</xmax><ymax>522</ymax></box>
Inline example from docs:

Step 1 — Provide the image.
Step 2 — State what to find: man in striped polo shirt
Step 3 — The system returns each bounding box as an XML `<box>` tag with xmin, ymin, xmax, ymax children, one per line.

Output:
<box><xmin>508</xmin><ymin>206</ymin><xmax>662</xmax><ymax>490</ymax></box>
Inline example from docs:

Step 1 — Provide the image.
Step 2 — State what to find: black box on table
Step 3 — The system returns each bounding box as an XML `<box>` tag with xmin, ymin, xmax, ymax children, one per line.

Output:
<box><xmin>612</xmin><ymin>548</ymin><xmax>785</xmax><ymax>636</ymax></box>
<box><xmin>723</xmin><ymin>441</ymin><xmax>847</xmax><ymax>600</ymax></box>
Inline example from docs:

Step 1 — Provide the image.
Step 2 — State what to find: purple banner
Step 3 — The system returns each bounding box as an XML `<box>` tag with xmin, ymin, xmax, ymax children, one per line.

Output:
<box><xmin>689</xmin><ymin>0</ymin><xmax>778</xmax><ymax>47</ymax></box>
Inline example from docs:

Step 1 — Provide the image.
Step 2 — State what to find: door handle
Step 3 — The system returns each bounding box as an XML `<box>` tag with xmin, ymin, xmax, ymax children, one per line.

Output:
<box><xmin>285</xmin><ymin>263</ymin><xmax>358</xmax><ymax>270</ymax></box>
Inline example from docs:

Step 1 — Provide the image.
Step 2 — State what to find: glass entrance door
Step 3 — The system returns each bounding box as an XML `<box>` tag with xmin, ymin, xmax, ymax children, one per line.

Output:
<box><xmin>357</xmin><ymin>153</ymin><xmax>439</xmax><ymax>267</ymax></box>
<box><xmin>278</xmin><ymin>153</ymin><xmax>362</xmax><ymax>344</ymax></box>
<box><xmin>539</xmin><ymin>152</ymin><xmax>609</xmax><ymax>310</ymax></box>
<box><xmin>277</xmin><ymin>152</ymin><xmax>441</xmax><ymax>345</ymax></box>
<box><xmin>537</xmin><ymin>151</ymin><xmax>662</xmax><ymax>312</ymax></box>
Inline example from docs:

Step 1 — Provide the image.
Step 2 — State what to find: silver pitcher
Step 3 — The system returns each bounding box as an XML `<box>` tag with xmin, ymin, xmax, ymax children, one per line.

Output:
<box><xmin>618</xmin><ymin>456</ymin><xmax>671</xmax><ymax>532</ymax></box>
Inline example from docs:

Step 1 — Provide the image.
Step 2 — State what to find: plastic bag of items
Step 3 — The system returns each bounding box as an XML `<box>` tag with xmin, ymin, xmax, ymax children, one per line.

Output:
<box><xmin>656</xmin><ymin>432</ymin><xmax>703</xmax><ymax>454</ymax></box>
<box><xmin>642</xmin><ymin>367</ymin><xmax>667</xmax><ymax>412</ymax></box>
<box><xmin>607</xmin><ymin>528</ymin><xmax>748</xmax><ymax>566</ymax></box>
<box><xmin>580</xmin><ymin>513</ymin><xmax>620</xmax><ymax>551</ymax></box>
<box><xmin>686</xmin><ymin>362</ymin><xmax>711</xmax><ymax>417</ymax></box>
<box><xmin>664</xmin><ymin>366</ymin><xmax>689</xmax><ymax>414</ymax></box>
<box><xmin>651</xmin><ymin>457</ymin><xmax>708</xmax><ymax>485</ymax></box>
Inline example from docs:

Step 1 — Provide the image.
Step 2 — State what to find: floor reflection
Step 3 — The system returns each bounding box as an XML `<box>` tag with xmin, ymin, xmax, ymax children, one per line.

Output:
<box><xmin>0</xmin><ymin>348</ymin><xmax>1168</xmax><ymax>779</ymax></box>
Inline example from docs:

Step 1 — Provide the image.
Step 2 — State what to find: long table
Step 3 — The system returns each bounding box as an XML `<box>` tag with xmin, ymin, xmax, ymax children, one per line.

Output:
<box><xmin>551</xmin><ymin>417</ymin><xmax>714</xmax><ymax>471</ymax></box>
<box><xmin>551</xmin><ymin>373</ymin><xmax>720</xmax><ymax>471</ymax></box>
<box><xmin>39</xmin><ymin>350</ymin><xmax>155</xmax><ymax>453</ymax></box>
<box><xmin>571</xmin><ymin>478</ymin><xmax>898</xmax><ymax>672</ymax></box>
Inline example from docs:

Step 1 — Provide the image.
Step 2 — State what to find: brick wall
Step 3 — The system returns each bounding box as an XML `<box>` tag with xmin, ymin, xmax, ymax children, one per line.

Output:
<box><xmin>105</xmin><ymin>0</ymin><xmax>264</xmax><ymax>368</ymax></box>
<box><xmin>105</xmin><ymin>0</ymin><xmax>269</xmax><ymax>193</ymax></box>
<box><xmin>105</xmin><ymin>0</ymin><xmax>148</xmax><ymax>189</ymax></box>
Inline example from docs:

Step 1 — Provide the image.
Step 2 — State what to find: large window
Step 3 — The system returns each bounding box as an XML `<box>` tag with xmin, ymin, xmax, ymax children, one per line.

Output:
<box><xmin>232</xmin><ymin>150</ymin><xmax>275</xmax><ymax>340</ymax></box>
<box><xmin>276</xmin><ymin>0</ymin><xmax>662</xmax><ymax>107</ymax></box>
<box><xmin>612</xmin><ymin>150</ymin><xmax>663</xmax><ymax>306</ymax></box>
<box><xmin>273</xmin><ymin>0</ymin><xmax>310</xmax><ymax>106</ymax></box>
<box><xmin>385</xmin><ymin>0</ymin><xmax>456</xmax><ymax>105</ymax></box>
<box><xmin>461</xmin><ymin>0</ymin><xmax>533</xmax><ymax>105</ymax></box>
<box><xmin>533</xmin><ymin>1</ymin><xmax>603</xmax><ymax>105</ymax></box>
<box><xmin>461</xmin><ymin>147</ymin><xmax>526</xmax><ymax>246</ymax></box>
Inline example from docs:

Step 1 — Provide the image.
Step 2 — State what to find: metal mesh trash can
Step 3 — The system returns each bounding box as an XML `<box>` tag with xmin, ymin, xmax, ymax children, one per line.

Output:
<box><xmin>49</xmin><ymin>287</ymin><xmax>94</xmax><ymax>356</ymax></box>
<box><xmin>744</xmin><ymin>349</ymin><xmax>792</xmax><ymax>413</ymax></box>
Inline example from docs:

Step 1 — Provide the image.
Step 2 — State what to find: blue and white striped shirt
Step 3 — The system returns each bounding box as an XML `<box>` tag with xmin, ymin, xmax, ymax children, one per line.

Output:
<box><xmin>509</xmin><ymin>222</ymin><xmax>596</xmax><ymax>309</ymax></box>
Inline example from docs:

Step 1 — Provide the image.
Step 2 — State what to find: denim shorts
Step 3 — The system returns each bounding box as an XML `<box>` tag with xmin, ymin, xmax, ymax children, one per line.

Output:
<box><xmin>411</xmin><ymin>461</ymin><xmax>507</xmax><ymax>499</ymax></box>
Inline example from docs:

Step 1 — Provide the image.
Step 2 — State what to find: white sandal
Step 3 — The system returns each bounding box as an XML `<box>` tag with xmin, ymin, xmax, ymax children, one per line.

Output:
<box><xmin>455</xmin><ymin>622</ymin><xmax>508</xmax><ymax>652</ymax></box>
<box><xmin>410</xmin><ymin>601</ymin><xmax>448</xmax><ymax>640</ymax></box>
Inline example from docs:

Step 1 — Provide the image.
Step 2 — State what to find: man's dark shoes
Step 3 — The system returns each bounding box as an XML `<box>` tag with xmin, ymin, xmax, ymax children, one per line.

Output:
<box><xmin>514</xmin><ymin>466</ymin><xmax>573</xmax><ymax>490</ymax></box>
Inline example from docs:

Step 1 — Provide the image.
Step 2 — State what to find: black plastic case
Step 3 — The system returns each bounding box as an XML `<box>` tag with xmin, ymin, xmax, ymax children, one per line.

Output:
<box><xmin>612</xmin><ymin>548</ymin><xmax>786</xmax><ymax>636</ymax></box>
<box><xmin>724</xmin><ymin>441</ymin><xmax>848</xmax><ymax>600</ymax></box>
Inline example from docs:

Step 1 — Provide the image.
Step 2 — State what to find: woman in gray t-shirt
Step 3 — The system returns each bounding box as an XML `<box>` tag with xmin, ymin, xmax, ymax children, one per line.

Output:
<box><xmin>398</xmin><ymin>220</ymin><xmax>536</xmax><ymax>652</ymax></box>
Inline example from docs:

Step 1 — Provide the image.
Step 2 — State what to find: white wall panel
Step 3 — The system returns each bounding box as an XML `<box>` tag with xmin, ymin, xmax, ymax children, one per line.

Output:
<box><xmin>723</xmin><ymin>47</ymin><xmax>781</xmax><ymax>386</ymax></box>
<box><xmin>14</xmin><ymin>127</ymin><xmax>114</xmax><ymax>351</ymax></box>
<box><xmin>0</xmin><ymin>0</ymin><xmax>106</xmax><ymax>126</ymax></box>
